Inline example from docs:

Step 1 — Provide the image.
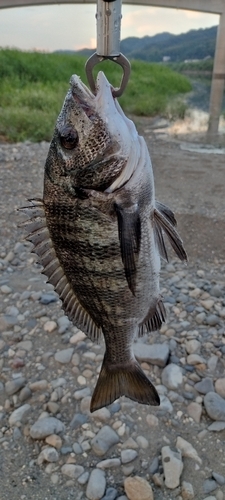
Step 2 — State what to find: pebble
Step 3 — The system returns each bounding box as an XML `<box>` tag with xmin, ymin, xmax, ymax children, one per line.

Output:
<box><xmin>19</xmin><ymin>386</ymin><xmax>32</xmax><ymax>402</ymax></box>
<box><xmin>43</xmin><ymin>320</ymin><xmax>57</xmax><ymax>332</ymax></box>
<box><xmin>61</xmin><ymin>464</ymin><xmax>84</xmax><ymax>479</ymax></box>
<box><xmin>54</xmin><ymin>348</ymin><xmax>74</xmax><ymax>364</ymax></box>
<box><xmin>206</xmin><ymin>314</ymin><xmax>220</xmax><ymax>326</ymax></box>
<box><xmin>37</xmin><ymin>446</ymin><xmax>59</xmax><ymax>464</ymax></box>
<box><xmin>146</xmin><ymin>414</ymin><xmax>159</xmax><ymax>427</ymax></box>
<box><xmin>91</xmin><ymin>425</ymin><xmax>120</xmax><ymax>456</ymax></box>
<box><xmin>203</xmin><ymin>479</ymin><xmax>218</xmax><ymax>494</ymax></box>
<box><xmin>124</xmin><ymin>476</ymin><xmax>154</xmax><ymax>500</ymax></box>
<box><xmin>161</xmin><ymin>363</ymin><xmax>183</xmax><ymax>390</ymax></box>
<box><xmin>208</xmin><ymin>421</ymin><xmax>225</xmax><ymax>431</ymax></box>
<box><xmin>92</xmin><ymin>407</ymin><xmax>111</xmax><ymax>422</ymax></box>
<box><xmin>121</xmin><ymin>449</ymin><xmax>138</xmax><ymax>464</ymax></box>
<box><xmin>97</xmin><ymin>458</ymin><xmax>121</xmax><ymax>469</ymax></box>
<box><xmin>136</xmin><ymin>435</ymin><xmax>149</xmax><ymax>449</ymax></box>
<box><xmin>204</xmin><ymin>392</ymin><xmax>225</xmax><ymax>421</ymax></box>
<box><xmin>176</xmin><ymin>436</ymin><xmax>202</xmax><ymax>464</ymax></box>
<box><xmin>45</xmin><ymin>434</ymin><xmax>62</xmax><ymax>449</ymax></box>
<box><xmin>186</xmin><ymin>354</ymin><xmax>206</xmax><ymax>365</ymax></box>
<box><xmin>133</xmin><ymin>342</ymin><xmax>169</xmax><ymax>367</ymax></box>
<box><xmin>212</xmin><ymin>472</ymin><xmax>225</xmax><ymax>486</ymax></box>
<box><xmin>30</xmin><ymin>417</ymin><xmax>65</xmax><ymax>439</ymax></box>
<box><xmin>187</xmin><ymin>402</ymin><xmax>202</xmax><ymax>423</ymax></box>
<box><xmin>185</xmin><ymin>340</ymin><xmax>201</xmax><ymax>354</ymax></box>
<box><xmin>86</xmin><ymin>469</ymin><xmax>106</xmax><ymax>500</ymax></box>
<box><xmin>77</xmin><ymin>471</ymin><xmax>90</xmax><ymax>485</ymax></box>
<box><xmin>195</xmin><ymin>378</ymin><xmax>214</xmax><ymax>394</ymax></box>
<box><xmin>215</xmin><ymin>379</ymin><xmax>225</xmax><ymax>399</ymax></box>
<box><xmin>9</xmin><ymin>404</ymin><xmax>31</xmax><ymax>426</ymax></box>
<box><xmin>181</xmin><ymin>481</ymin><xmax>195</xmax><ymax>499</ymax></box>
<box><xmin>102</xmin><ymin>487</ymin><xmax>118</xmax><ymax>500</ymax></box>
<box><xmin>5</xmin><ymin>377</ymin><xmax>26</xmax><ymax>396</ymax></box>
<box><xmin>162</xmin><ymin>445</ymin><xmax>183</xmax><ymax>489</ymax></box>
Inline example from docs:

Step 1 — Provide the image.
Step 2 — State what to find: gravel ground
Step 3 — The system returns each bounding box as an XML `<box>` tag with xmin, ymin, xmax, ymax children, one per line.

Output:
<box><xmin>0</xmin><ymin>123</ymin><xmax>225</xmax><ymax>500</ymax></box>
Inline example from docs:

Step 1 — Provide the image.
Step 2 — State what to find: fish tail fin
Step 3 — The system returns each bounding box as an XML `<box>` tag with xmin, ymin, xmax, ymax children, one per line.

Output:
<box><xmin>90</xmin><ymin>357</ymin><xmax>160</xmax><ymax>412</ymax></box>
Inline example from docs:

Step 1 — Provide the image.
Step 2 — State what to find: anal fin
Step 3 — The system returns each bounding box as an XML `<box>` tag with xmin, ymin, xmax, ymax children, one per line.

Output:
<box><xmin>154</xmin><ymin>206</ymin><xmax>187</xmax><ymax>261</ymax></box>
<box><xmin>138</xmin><ymin>299</ymin><xmax>166</xmax><ymax>336</ymax></box>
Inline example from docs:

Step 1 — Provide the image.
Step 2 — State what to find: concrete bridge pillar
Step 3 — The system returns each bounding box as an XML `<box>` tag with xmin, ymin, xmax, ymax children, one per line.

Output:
<box><xmin>207</xmin><ymin>11</ymin><xmax>225</xmax><ymax>139</ymax></box>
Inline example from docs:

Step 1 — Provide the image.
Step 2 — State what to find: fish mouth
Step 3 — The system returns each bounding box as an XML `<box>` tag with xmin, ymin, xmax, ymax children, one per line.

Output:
<box><xmin>70</xmin><ymin>71</ymin><xmax>116</xmax><ymax>120</ymax></box>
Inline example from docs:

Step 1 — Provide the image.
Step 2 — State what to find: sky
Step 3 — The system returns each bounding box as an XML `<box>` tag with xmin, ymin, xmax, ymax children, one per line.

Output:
<box><xmin>0</xmin><ymin>4</ymin><xmax>219</xmax><ymax>52</ymax></box>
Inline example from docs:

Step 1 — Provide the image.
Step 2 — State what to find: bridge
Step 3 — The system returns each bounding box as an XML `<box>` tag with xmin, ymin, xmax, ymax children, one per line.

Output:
<box><xmin>1</xmin><ymin>0</ymin><xmax>225</xmax><ymax>138</ymax></box>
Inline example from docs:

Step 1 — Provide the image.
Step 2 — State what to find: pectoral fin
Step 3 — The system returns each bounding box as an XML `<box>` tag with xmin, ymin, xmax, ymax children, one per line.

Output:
<box><xmin>114</xmin><ymin>202</ymin><xmax>141</xmax><ymax>296</ymax></box>
<box><xmin>154</xmin><ymin>205</ymin><xmax>187</xmax><ymax>261</ymax></box>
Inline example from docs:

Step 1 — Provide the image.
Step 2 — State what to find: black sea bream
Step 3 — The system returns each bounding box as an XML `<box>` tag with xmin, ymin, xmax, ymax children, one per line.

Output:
<box><xmin>21</xmin><ymin>72</ymin><xmax>187</xmax><ymax>412</ymax></box>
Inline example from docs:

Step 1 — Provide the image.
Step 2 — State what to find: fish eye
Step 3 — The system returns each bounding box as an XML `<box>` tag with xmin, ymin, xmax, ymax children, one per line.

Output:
<box><xmin>59</xmin><ymin>126</ymin><xmax>79</xmax><ymax>150</ymax></box>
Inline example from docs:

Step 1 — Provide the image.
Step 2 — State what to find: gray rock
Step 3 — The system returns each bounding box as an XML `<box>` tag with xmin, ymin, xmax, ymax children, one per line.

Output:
<box><xmin>54</xmin><ymin>348</ymin><xmax>74</xmax><ymax>364</ymax></box>
<box><xmin>195</xmin><ymin>378</ymin><xmax>214</xmax><ymax>394</ymax></box>
<box><xmin>181</xmin><ymin>481</ymin><xmax>195</xmax><ymax>499</ymax></box>
<box><xmin>61</xmin><ymin>464</ymin><xmax>84</xmax><ymax>479</ymax></box>
<box><xmin>215</xmin><ymin>378</ymin><xmax>225</xmax><ymax>399</ymax></box>
<box><xmin>77</xmin><ymin>472</ymin><xmax>89</xmax><ymax>485</ymax></box>
<box><xmin>5</xmin><ymin>377</ymin><xmax>26</xmax><ymax>396</ymax></box>
<box><xmin>30</xmin><ymin>417</ymin><xmax>65</xmax><ymax>439</ymax></box>
<box><xmin>37</xmin><ymin>446</ymin><xmax>59</xmax><ymax>465</ymax></box>
<box><xmin>19</xmin><ymin>386</ymin><xmax>32</xmax><ymax>402</ymax></box>
<box><xmin>210</xmin><ymin>285</ymin><xmax>223</xmax><ymax>297</ymax></box>
<box><xmin>133</xmin><ymin>342</ymin><xmax>169</xmax><ymax>367</ymax></box>
<box><xmin>136</xmin><ymin>436</ymin><xmax>149</xmax><ymax>449</ymax></box>
<box><xmin>204</xmin><ymin>392</ymin><xmax>225</xmax><ymax>421</ymax></box>
<box><xmin>159</xmin><ymin>395</ymin><xmax>173</xmax><ymax>413</ymax></box>
<box><xmin>149</xmin><ymin>456</ymin><xmax>159</xmax><ymax>474</ymax></box>
<box><xmin>40</xmin><ymin>293</ymin><xmax>57</xmax><ymax>304</ymax></box>
<box><xmin>161</xmin><ymin>363</ymin><xmax>183</xmax><ymax>390</ymax></box>
<box><xmin>161</xmin><ymin>445</ymin><xmax>183</xmax><ymax>489</ymax></box>
<box><xmin>97</xmin><ymin>458</ymin><xmax>121</xmax><ymax>469</ymax></box>
<box><xmin>176</xmin><ymin>436</ymin><xmax>202</xmax><ymax>464</ymax></box>
<box><xmin>86</xmin><ymin>469</ymin><xmax>106</xmax><ymax>500</ymax></box>
<box><xmin>73</xmin><ymin>442</ymin><xmax>83</xmax><ymax>454</ymax></box>
<box><xmin>121</xmin><ymin>449</ymin><xmax>138</xmax><ymax>464</ymax></box>
<box><xmin>70</xmin><ymin>413</ymin><xmax>88</xmax><ymax>429</ymax></box>
<box><xmin>13</xmin><ymin>427</ymin><xmax>22</xmax><ymax>440</ymax></box>
<box><xmin>208</xmin><ymin>421</ymin><xmax>225</xmax><ymax>431</ymax></box>
<box><xmin>187</xmin><ymin>402</ymin><xmax>202</xmax><ymax>423</ymax></box>
<box><xmin>203</xmin><ymin>479</ymin><xmax>218</xmax><ymax>494</ymax></box>
<box><xmin>9</xmin><ymin>404</ymin><xmax>31</xmax><ymax>426</ymax></box>
<box><xmin>206</xmin><ymin>314</ymin><xmax>220</xmax><ymax>326</ymax></box>
<box><xmin>16</xmin><ymin>340</ymin><xmax>32</xmax><ymax>351</ymax></box>
<box><xmin>102</xmin><ymin>487</ymin><xmax>118</xmax><ymax>500</ymax></box>
<box><xmin>74</xmin><ymin>387</ymin><xmax>91</xmax><ymax>400</ymax></box>
<box><xmin>212</xmin><ymin>472</ymin><xmax>225</xmax><ymax>486</ymax></box>
<box><xmin>91</xmin><ymin>425</ymin><xmax>120</xmax><ymax>456</ymax></box>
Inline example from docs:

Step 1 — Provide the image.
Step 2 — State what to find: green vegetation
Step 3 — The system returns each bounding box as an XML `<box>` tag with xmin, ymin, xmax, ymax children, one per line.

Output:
<box><xmin>0</xmin><ymin>49</ymin><xmax>191</xmax><ymax>142</ymax></box>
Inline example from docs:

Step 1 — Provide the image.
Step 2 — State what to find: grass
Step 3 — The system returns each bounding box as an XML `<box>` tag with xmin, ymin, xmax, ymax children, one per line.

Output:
<box><xmin>0</xmin><ymin>49</ymin><xmax>192</xmax><ymax>142</ymax></box>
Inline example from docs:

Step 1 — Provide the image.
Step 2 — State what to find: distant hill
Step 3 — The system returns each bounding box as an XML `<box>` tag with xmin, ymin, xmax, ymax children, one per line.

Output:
<box><xmin>56</xmin><ymin>25</ymin><xmax>217</xmax><ymax>63</ymax></box>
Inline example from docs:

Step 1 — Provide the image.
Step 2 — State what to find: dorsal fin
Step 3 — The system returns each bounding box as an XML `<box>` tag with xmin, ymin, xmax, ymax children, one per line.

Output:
<box><xmin>19</xmin><ymin>200</ymin><xmax>102</xmax><ymax>342</ymax></box>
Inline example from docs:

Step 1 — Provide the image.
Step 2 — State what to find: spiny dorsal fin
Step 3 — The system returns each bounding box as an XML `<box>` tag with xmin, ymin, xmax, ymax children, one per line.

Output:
<box><xmin>114</xmin><ymin>202</ymin><xmax>141</xmax><ymax>296</ymax></box>
<box><xmin>19</xmin><ymin>200</ymin><xmax>102</xmax><ymax>342</ymax></box>
<box><xmin>154</xmin><ymin>206</ymin><xmax>187</xmax><ymax>262</ymax></box>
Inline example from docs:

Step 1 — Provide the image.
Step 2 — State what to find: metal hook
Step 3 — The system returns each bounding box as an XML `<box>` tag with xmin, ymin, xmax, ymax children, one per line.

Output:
<box><xmin>85</xmin><ymin>52</ymin><xmax>131</xmax><ymax>98</ymax></box>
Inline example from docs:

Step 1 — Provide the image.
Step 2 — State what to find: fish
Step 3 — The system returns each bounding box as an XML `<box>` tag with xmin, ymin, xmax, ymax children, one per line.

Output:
<box><xmin>20</xmin><ymin>71</ymin><xmax>187</xmax><ymax>412</ymax></box>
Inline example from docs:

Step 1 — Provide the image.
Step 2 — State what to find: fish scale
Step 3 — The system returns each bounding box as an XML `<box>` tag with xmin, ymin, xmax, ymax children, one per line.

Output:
<box><xmin>20</xmin><ymin>71</ymin><xmax>187</xmax><ymax>412</ymax></box>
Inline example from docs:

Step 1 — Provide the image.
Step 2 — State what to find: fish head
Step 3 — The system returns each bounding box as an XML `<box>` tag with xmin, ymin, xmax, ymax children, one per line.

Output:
<box><xmin>44</xmin><ymin>71</ymin><xmax>138</xmax><ymax>193</ymax></box>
